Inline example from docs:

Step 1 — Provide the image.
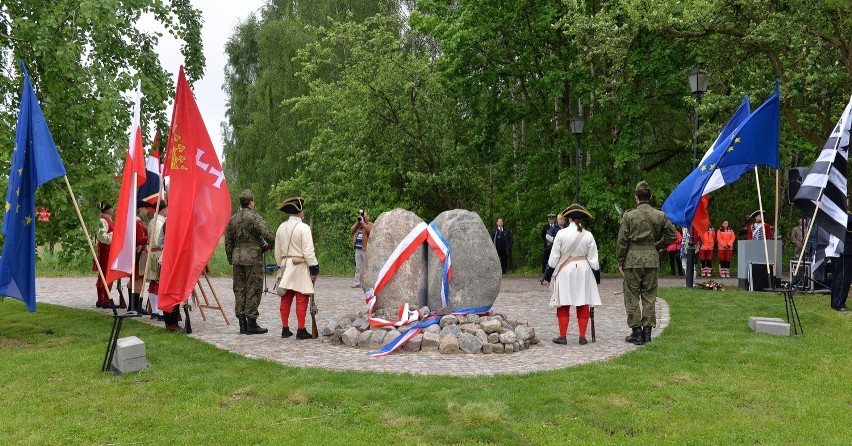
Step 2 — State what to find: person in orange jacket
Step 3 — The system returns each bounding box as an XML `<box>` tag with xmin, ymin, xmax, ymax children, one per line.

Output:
<box><xmin>698</xmin><ymin>226</ymin><xmax>716</xmax><ymax>277</ymax></box>
<box><xmin>716</xmin><ymin>220</ymin><xmax>736</xmax><ymax>278</ymax></box>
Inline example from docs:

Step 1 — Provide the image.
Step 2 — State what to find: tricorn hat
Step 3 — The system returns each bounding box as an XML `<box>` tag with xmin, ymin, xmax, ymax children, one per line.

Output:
<box><xmin>278</xmin><ymin>196</ymin><xmax>305</xmax><ymax>214</ymax></box>
<box><xmin>635</xmin><ymin>180</ymin><xmax>651</xmax><ymax>193</ymax></box>
<box><xmin>136</xmin><ymin>201</ymin><xmax>155</xmax><ymax>210</ymax></box>
<box><xmin>750</xmin><ymin>209</ymin><xmax>765</xmax><ymax>219</ymax></box>
<box><xmin>97</xmin><ymin>201</ymin><xmax>112</xmax><ymax>213</ymax></box>
<box><xmin>561</xmin><ymin>204</ymin><xmax>593</xmax><ymax>220</ymax></box>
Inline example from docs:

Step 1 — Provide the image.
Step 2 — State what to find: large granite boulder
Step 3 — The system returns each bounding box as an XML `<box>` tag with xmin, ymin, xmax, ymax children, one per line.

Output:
<box><xmin>362</xmin><ymin>209</ymin><xmax>426</xmax><ymax>309</ymax></box>
<box><xmin>427</xmin><ymin>209</ymin><xmax>501</xmax><ymax>311</ymax></box>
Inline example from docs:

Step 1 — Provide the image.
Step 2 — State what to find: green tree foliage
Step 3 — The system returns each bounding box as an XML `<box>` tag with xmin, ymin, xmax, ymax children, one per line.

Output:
<box><xmin>224</xmin><ymin>0</ymin><xmax>851</xmax><ymax>273</ymax></box>
<box><xmin>0</xmin><ymin>0</ymin><xmax>204</xmax><ymax>265</ymax></box>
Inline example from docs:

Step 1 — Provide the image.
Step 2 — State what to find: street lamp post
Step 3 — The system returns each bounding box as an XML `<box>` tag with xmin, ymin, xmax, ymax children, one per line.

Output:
<box><xmin>686</xmin><ymin>63</ymin><xmax>709</xmax><ymax>288</ymax></box>
<box><xmin>570</xmin><ymin>114</ymin><xmax>585</xmax><ymax>203</ymax></box>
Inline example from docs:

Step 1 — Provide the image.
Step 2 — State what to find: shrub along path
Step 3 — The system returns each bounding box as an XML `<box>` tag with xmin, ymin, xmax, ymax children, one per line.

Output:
<box><xmin>35</xmin><ymin>275</ymin><xmax>681</xmax><ymax>375</ymax></box>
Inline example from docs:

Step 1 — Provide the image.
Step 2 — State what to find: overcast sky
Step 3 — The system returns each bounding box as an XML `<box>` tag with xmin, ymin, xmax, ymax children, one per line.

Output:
<box><xmin>140</xmin><ymin>0</ymin><xmax>267</xmax><ymax>158</ymax></box>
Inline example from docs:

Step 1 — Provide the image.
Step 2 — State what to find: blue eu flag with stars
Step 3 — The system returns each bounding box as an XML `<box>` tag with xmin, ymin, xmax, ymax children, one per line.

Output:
<box><xmin>0</xmin><ymin>63</ymin><xmax>67</xmax><ymax>312</ymax></box>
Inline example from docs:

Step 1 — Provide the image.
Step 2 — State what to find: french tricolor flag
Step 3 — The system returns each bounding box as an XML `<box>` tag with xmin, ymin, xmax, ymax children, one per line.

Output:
<box><xmin>137</xmin><ymin>139</ymin><xmax>162</xmax><ymax>205</ymax></box>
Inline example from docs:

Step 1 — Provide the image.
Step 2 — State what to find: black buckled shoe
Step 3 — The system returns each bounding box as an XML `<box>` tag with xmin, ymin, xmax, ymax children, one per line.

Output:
<box><xmin>282</xmin><ymin>327</ymin><xmax>293</xmax><ymax>338</ymax></box>
<box><xmin>579</xmin><ymin>337</ymin><xmax>588</xmax><ymax>345</ymax></box>
<box><xmin>552</xmin><ymin>336</ymin><xmax>567</xmax><ymax>345</ymax></box>
<box><xmin>295</xmin><ymin>328</ymin><xmax>312</xmax><ymax>340</ymax></box>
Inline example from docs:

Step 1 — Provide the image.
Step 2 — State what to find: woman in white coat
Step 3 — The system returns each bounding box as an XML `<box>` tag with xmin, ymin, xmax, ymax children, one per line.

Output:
<box><xmin>543</xmin><ymin>204</ymin><xmax>601</xmax><ymax>345</ymax></box>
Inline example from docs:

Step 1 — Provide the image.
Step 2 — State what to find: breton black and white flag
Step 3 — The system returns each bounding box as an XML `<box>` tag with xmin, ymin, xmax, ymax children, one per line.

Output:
<box><xmin>793</xmin><ymin>95</ymin><xmax>852</xmax><ymax>255</ymax></box>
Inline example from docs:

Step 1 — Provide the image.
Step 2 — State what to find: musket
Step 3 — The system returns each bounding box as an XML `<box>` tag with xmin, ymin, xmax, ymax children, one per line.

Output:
<box><xmin>309</xmin><ymin>294</ymin><xmax>318</xmax><ymax>339</ymax></box>
<box><xmin>116</xmin><ymin>278</ymin><xmax>127</xmax><ymax>310</ymax></box>
<box><xmin>183</xmin><ymin>301</ymin><xmax>192</xmax><ymax>334</ymax></box>
<box><xmin>590</xmin><ymin>307</ymin><xmax>596</xmax><ymax>342</ymax></box>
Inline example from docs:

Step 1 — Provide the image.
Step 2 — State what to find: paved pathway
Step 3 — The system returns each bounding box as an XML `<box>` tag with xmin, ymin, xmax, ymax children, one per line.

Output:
<box><xmin>34</xmin><ymin>275</ymin><xmax>716</xmax><ymax>376</ymax></box>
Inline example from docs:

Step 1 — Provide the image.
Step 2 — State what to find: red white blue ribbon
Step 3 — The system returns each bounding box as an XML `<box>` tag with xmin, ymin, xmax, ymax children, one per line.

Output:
<box><xmin>364</xmin><ymin>222</ymin><xmax>453</xmax><ymax>327</ymax></box>
<box><xmin>362</xmin><ymin>220</ymin><xmax>492</xmax><ymax>356</ymax></box>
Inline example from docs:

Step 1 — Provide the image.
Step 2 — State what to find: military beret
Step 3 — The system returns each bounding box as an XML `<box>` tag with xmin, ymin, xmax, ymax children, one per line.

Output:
<box><xmin>561</xmin><ymin>203</ymin><xmax>593</xmax><ymax>220</ymax></box>
<box><xmin>278</xmin><ymin>196</ymin><xmax>305</xmax><ymax>214</ymax></box>
<box><xmin>635</xmin><ymin>180</ymin><xmax>651</xmax><ymax>193</ymax></box>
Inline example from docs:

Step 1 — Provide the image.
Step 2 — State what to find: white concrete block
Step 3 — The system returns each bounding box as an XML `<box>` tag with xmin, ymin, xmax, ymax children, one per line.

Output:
<box><xmin>111</xmin><ymin>336</ymin><xmax>150</xmax><ymax>373</ymax></box>
<box><xmin>754</xmin><ymin>320</ymin><xmax>790</xmax><ymax>336</ymax></box>
<box><xmin>748</xmin><ymin>316</ymin><xmax>785</xmax><ymax>331</ymax></box>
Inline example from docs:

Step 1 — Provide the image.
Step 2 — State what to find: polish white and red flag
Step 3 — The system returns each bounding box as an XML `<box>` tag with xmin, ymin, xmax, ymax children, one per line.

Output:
<box><xmin>106</xmin><ymin>81</ymin><xmax>146</xmax><ymax>284</ymax></box>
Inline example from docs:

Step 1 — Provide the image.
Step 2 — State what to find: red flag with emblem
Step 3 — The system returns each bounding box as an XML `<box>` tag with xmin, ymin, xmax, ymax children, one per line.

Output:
<box><xmin>158</xmin><ymin>66</ymin><xmax>231</xmax><ymax>311</ymax></box>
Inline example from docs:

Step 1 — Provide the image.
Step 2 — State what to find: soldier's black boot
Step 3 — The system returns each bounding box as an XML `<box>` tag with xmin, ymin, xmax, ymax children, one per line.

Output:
<box><xmin>281</xmin><ymin>327</ymin><xmax>293</xmax><ymax>338</ymax></box>
<box><xmin>625</xmin><ymin>327</ymin><xmax>644</xmax><ymax>345</ymax></box>
<box><xmin>245</xmin><ymin>318</ymin><xmax>268</xmax><ymax>335</ymax></box>
<box><xmin>642</xmin><ymin>326</ymin><xmax>653</xmax><ymax>343</ymax></box>
<box><xmin>238</xmin><ymin>316</ymin><xmax>247</xmax><ymax>334</ymax></box>
<box><xmin>295</xmin><ymin>328</ymin><xmax>312</xmax><ymax>340</ymax></box>
<box><xmin>136</xmin><ymin>295</ymin><xmax>148</xmax><ymax>315</ymax></box>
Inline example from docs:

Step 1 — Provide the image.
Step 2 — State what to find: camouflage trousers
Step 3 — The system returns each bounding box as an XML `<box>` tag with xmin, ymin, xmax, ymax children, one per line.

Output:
<box><xmin>233</xmin><ymin>264</ymin><xmax>264</xmax><ymax>319</ymax></box>
<box><xmin>623</xmin><ymin>267</ymin><xmax>658</xmax><ymax>327</ymax></box>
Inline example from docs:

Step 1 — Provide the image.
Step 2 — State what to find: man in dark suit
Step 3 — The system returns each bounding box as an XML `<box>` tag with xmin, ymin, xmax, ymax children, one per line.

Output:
<box><xmin>492</xmin><ymin>218</ymin><xmax>512</xmax><ymax>275</ymax></box>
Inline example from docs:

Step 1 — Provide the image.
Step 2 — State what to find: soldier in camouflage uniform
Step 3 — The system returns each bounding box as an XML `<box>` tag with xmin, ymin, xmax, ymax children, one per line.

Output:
<box><xmin>224</xmin><ymin>189</ymin><xmax>275</xmax><ymax>335</ymax></box>
<box><xmin>616</xmin><ymin>181</ymin><xmax>677</xmax><ymax>345</ymax></box>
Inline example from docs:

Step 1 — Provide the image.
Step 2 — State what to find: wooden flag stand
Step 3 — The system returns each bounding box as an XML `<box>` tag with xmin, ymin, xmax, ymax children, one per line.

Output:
<box><xmin>190</xmin><ymin>271</ymin><xmax>230</xmax><ymax>325</ymax></box>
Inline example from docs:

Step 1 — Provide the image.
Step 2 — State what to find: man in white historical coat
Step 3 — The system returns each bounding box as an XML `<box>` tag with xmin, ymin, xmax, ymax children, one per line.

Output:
<box><xmin>274</xmin><ymin>197</ymin><xmax>320</xmax><ymax>340</ymax></box>
<box><xmin>542</xmin><ymin>204</ymin><xmax>602</xmax><ymax>345</ymax></box>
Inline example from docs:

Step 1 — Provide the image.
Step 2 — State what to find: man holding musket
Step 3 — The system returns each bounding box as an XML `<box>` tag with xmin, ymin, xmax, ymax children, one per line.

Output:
<box><xmin>275</xmin><ymin>196</ymin><xmax>320</xmax><ymax>340</ymax></box>
<box><xmin>224</xmin><ymin>189</ymin><xmax>275</xmax><ymax>335</ymax></box>
<box><xmin>617</xmin><ymin>181</ymin><xmax>677</xmax><ymax>345</ymax></box>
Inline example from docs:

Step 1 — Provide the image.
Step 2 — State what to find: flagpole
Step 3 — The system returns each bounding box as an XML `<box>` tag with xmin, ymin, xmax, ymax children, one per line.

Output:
<box><xmin>794</xmin><ymin>206</ymin><xmax>822</xmax><ymax>278</ymax></box>
<box><xmin>130</xmin><ymin>175</ymin><xmax>137</xmax><ymax>296</ymax></box>
<box><xmin>754</xmin><ymin>167</ymin><xmax>772</xmax><ymax>277</ymax></box>
<box><xmin>62</xmin><ymin>176</ymin><xmax>111</xmax><ymax>300</ymax></box>
<box><xmin>773</xmin><ymin>168</ymin><xmax>780</xmax><ymax>276</ymax></box>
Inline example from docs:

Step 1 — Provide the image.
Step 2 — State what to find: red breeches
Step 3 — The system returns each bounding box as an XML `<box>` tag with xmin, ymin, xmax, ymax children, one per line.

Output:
<box><xmin>280</xmin><ymin>290</ymin><xmax>309</xmax><ymax>329</ymax></box>
<box><xmin>556</xmin><ymin>305</ymin><xmax>591</xmax><ymax>337</ymax></box>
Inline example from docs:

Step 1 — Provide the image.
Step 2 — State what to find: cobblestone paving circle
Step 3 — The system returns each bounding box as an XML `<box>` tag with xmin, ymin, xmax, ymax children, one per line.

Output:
<box><xmin>37</xmin><ymin>276</ymin><xmax>691</xmax><ymax>376</ymax></box>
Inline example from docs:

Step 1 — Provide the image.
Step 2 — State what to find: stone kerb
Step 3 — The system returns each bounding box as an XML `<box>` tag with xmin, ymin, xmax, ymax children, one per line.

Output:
<box><xmin>427</xmin><ymin>209</ymin><xmax>501</xmax><ymax>311</ymax></box>
<box><xmin>362</xmin><ymin>208</ymin><xmax>425</xmax><ymax>310</ymax></box>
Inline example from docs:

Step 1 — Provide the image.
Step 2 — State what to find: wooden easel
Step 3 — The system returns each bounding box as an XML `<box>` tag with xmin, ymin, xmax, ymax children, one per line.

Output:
<box><xmin>191</xmin><ymin>271</ymin><xmax>230</xmax><ymax>325</ymax></box>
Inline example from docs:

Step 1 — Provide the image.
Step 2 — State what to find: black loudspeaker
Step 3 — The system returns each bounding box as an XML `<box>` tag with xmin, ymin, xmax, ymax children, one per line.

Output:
<box><xmin>749</xmin><ymin>263</ymin><xmax>777</xmax><ymax>291</ymax></box>
<box><xmin>788</xmin><ymin>167</ymin><xmax>808</xmax><ymax>204</ymax></box>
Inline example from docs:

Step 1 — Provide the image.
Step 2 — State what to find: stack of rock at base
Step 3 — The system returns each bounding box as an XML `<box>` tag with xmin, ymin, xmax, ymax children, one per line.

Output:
<box><xmin>320</xmin><ymin>307</ymin><xmax>540</xmax><ymax>354</ymax></box>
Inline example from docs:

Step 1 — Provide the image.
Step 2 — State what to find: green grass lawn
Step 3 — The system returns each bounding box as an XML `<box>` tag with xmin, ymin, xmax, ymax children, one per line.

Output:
<box><xmin>1</xmin><ymin>287</ymin><xmax>851</xmax><ymax>445</ymax></box>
